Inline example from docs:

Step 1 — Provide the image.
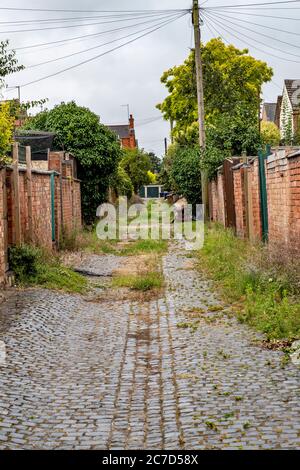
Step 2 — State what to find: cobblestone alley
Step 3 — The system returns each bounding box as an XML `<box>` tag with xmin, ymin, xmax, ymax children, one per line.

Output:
<box><xmin>0</xmin><ymin>243</ymin><xmax>299</xmax><ymax>450</ymax></box>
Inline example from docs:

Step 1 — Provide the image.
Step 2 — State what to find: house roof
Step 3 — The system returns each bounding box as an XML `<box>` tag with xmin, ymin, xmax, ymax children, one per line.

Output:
<box><xmin>284</xmin><ymin>79</ymin><xmax>300</xmax><ymax>109</ymax></box>
<box><xmin>107</xmin><ymin>124</ymin><xmax>130</xmax><ymax>139</ymax></box>
<box><xmin>262</xmin><ymin>102</ymin><xmax>276</xmax><ymax>122</ymax></box>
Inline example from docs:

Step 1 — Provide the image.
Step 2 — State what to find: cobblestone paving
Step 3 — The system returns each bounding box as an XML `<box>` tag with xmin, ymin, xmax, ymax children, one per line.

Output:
<box><xmin>0</xmin><ymin>245</ymin><xmax>299</xmax><ymax>450</ymax></box>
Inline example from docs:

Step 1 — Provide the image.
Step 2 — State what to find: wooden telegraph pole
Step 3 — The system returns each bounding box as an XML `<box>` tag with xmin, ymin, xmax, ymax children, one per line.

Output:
<box><xmin>192</xmin><ymin>0</ymin><xmax>209</xmax><ymax>219</ymax></box>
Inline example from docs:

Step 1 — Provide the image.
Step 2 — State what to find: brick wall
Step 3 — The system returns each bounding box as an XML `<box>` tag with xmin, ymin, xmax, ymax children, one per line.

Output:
<box><xmin>209</xmin><ymin>148</ymin><xmax>300</xmax><ymax>251</ymax></box>
<box><xmin>0</xmin><ymin>171</ymin><xmax>6</xmax><ymax>284</ymax></box>
<box><xmin>233</xmin><ymin>168</ymin><xmax>246</xmax><ymax>238</ymax></box>
<box><xmin>209</xmin><ymin>172</ymin><xmax>226</xmax><ymax>225</ymax></box>
<box><xmin>266</xmin><ymin>150</ymin><xmax>290</xmax><ymax>245</ymax></box>
<box><xmin>249</xmin><ymin>159</ymin><xmax>262</xmax><ymax>242</ymax></box>
<box><xmin>0</xmin><ymin>159</ymin><xmax>82</xmax><ymax>283</ymax></box>
<box><xmin>289</xmin><ymin>154</ymin><xmax>300</xmax><ymax>249</ymax></box>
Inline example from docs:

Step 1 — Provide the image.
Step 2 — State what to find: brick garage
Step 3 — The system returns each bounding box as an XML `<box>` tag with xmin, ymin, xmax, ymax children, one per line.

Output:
<box><xmin>209</xmin><ymin>148</ymin><xmax>300</xmax><ymax>250</ymax></box>
<box><xmin>0</xmin><ymin>149</ymin><xmax>82</xmax><ymax>284</ymax></box>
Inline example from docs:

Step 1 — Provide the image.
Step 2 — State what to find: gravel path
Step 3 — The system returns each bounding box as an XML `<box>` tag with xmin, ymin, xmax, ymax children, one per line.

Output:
<box><xmin>0</xmin><ymin>245</ymin><xmax>299</xmax><ymax>450</ymax></box>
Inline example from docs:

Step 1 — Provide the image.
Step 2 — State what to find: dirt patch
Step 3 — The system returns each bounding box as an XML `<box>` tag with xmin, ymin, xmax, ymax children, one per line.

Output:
<box><xmin>60</xmin><ymin>251</ymin><xmax>91</xmax><ymax>268</ymax></box>
<box><xmin>112</xmin><ymin>254</ymin><xmax>154</xmax><ymax>277</ymax></box>
<box><xmin>85</xmin><ymin>286</ymin><xmax>163</xmax><ymax>303</ymax></box>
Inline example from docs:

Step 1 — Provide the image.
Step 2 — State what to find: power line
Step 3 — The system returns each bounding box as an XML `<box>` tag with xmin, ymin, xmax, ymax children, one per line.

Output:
<box><xmin>10</xmin><ymin>12</ymin><xmax>188</xmax><ymax>88</ymax></box>
<box><xmin>203</xmin><ymin>11</ymin><xmax>300</xmax><ymax>63</ymax></box>
<box><xmin>11</xmin><ymin>16</ymin><xmax>176</xmax><ymax>53</ymax></box>
<box><xmin>136</xmin><ymin>117</ymin><xmax>163</xmax><ymax>127</ymax></box>
<box><xmin>0</xmin><ymin>7</ymin><xmax>188</xmax><ymax>13</ymax></box>
<box><xmin>203</xmin><ymin>12</ymin><xmax>294</xmax><ymax>98</ymax></box>
<box><xmin>205</xmin><ymin>0</ymin><xmax>300</xmax><ymax>9</ymax></box>
<box><xmin>25</xmin><ymin>14</ymin><xmax>182</xmax><ymax>69</ymax></box>
<box><xmin>206</xmin><ymin>10</ymin><xmax>300</xmax><ymax>52</ymax></box>
<box><xmin>203</xmin><ymin>14</ymin><xmax>230</xmax><ymax>43</ymax></box>
<box><xmin>0</xmin><ymin>11</ymin><xmax>182</xmax><ymax>26</ymax></box>
<box><xmin>0</xmin><ymin>13</ymin><xmax>185</xmax><ymax>34</ymax></box>
<box><xmin>202</xmin><ymin>10</ymin><xmax>300</xmax><ymax>38</ymax></box>
<box><xmin>204</xmin><ymin>9</ymin><xmax>300</xmax><ymax>21</ymax></box>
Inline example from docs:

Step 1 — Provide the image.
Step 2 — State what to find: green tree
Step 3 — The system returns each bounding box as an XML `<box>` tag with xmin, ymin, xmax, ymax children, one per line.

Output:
<box><xmin>120</xmin><ymin>148</ymin><xmax>152</xmax><ymax>193</ymax></box>
<box><xmin>147</xmin><ymin>151</ymin><xmax>162</xmax><ymax>173</ymax></box>
<box><xmin>0</xmin><ymin>102</ymin><xmax>14</xmax><ymax>165</ymax></box>
<box><xmin>110</xmin><ymin>164</ymin><xmax>133</xmax><ymax>199</ymax></box>
<box><xmin>169</xmin><ymin>145</ymin><xmax>202</xmax><ymax>206</ymax></box>
<box><xmin>261</xmin><ymin>121</ymin><xmax>280</xmax><ymax>147</ymax></box>
<box><xmin>0</xmin><ymin>40</ymin><xmax>24</xmax><ymax>88</ymax></box>
<box><xmin>157</xmin><ymin>38</ymin><xmax>272</xmax><ymax>176</ymax></box>
<box><xmin>23</xmin><ymin>101</ymin><xmax>122</xmax><ymax>223</ymax></box>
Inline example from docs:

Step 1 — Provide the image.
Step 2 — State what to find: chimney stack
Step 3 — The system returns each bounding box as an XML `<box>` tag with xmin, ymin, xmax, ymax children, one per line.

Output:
<box><xmin>129</xmin><ymin>114</ymin><xmax>134</xmax><ymax>130</ymax></box>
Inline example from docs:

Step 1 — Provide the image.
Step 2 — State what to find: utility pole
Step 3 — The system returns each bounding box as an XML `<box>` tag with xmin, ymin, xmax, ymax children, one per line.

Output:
<box><xmin>192</xmin><ymin>0</ymin><xmax>209</xmax><ymax>220</ymax></box>
<box><xmin>164</xmin><ymin>137</ymin><xmax>168</xmax><ymax>155</ymax></box>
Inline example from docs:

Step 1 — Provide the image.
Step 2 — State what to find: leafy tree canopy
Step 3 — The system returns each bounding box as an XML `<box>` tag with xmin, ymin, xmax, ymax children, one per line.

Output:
<box><xmin>110</xmin><ymin>164</ymin><xmax>134</xmax><ymax>200</ymax></box>
<box><xmin>0</xmin><ymin>40</ymin><xmax>24</xmax><ymax>88</ymax></box>
<box><xmin>261</xmin><ymin>121</ymin><xmax>280</xmax><ymax>147</ymax></box>
<box><xmin>120</xmin><ymin>148</ymin><xmax>152</xmax><ymax>193</ymax></box>
<box><xmin>147</xmin><ymin>151</ymin><xmax>162</xmax><ymax>173</ymax></box>
<box><xmin>23</xmin><ymin>101</ymin><xmax>122</xmax><ymax>223</ymax></box>
<box><xmin>157</xmin><ymin>38</ymin><xmax>273</xmax><ymax>176</ymax></box>
<box><xmin>168</xmin><ymin>145</ymin><xmax>202</xmax><ymax>206</ymax></box>
<box><xmin>0</xmin><ymin>102</ymin><xmax>14</xmax><ymax>165</ymax></box>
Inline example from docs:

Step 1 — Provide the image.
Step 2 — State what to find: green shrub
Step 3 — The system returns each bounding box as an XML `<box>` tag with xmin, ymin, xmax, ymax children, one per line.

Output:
<box><xmin>9</xmin><ymin>243</ymin><xmax>87</xmax><ymax>294</ymax></box>
<box><xmin>112</xmin><ymin>272</ymin><xmax>163</xmax><ymax>291</ymax></box>
<box><xmin>9</xmin><ymin>244</ymin><xmax>41</xmax><ymax>281</ymax></box>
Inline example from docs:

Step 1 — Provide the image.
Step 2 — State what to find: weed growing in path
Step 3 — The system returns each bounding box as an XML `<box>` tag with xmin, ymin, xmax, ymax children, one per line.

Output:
<box><xmin>198</xmin><ymin>224</ymin><xmax>300</xmax><ymax>341</ymax></box>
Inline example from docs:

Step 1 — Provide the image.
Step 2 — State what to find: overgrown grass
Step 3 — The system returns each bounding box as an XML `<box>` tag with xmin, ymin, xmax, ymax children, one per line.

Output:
<box><xmin>119</xmin><ymin>239</ymin><xmax>168</xmax><ymax>256</ymax></box>
<box><xmin>60</xmin><ymin>228</ymin><xmax>119</xmax><ymax>255</ymax></box>
<box><xmin>112</xmin><ymin>271</ymin><xmax>163</xmax><ymax>291</ymax></box>
<box><xmin>199</xmin><ymin>224</ymin><xmax>300</xmax><ymax>340</ymax></box>
<box><xmin>60</xmin><ymin>227</ymin><xmax>168</xmax><ymax>257</ymax></box>
<box><xmin>9</xmin><ymin>244</ymin><xmax>87</xmax><ymax>294</ymax></box>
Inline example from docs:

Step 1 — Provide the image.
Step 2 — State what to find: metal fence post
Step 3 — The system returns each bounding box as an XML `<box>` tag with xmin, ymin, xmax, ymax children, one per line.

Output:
<box><xmin>258</xmin><ymin>147</ymin><xmax>269</xmax><ymax>242</ymax></box>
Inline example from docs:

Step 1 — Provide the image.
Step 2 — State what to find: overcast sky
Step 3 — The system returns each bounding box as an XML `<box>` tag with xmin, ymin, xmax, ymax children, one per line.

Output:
<box><xmin>1</xmin><ymin>0</ymin><xmax>300</xmax><ymax>157</ymax></box>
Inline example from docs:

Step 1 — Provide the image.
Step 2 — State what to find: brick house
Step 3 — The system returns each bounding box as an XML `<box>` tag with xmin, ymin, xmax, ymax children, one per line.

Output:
<box><xmin>262</xmin><ymin>102</ymin><xmax>277</xmax><ymax>123</ymax></box>
<box><xmin>107</xmin><ymin>114</ymin><xmax>137</xmax><ymax>149</ymax></box>
<box><xmin>275</xmin><ymin>79</ymin><xmax>300</xmax><ymax>140</ymax></box>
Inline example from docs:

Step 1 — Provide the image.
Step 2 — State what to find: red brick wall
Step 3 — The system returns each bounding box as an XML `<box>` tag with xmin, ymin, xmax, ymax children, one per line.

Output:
<box><xmin>209</xmin><ymin>173</ymin><xmax>225</xmax><ymax>225</ymax></box>
<box><xmin>0</xmin><ymin>171</ymin><xmax>6</xmax><ymax>284</ymax></box>
<box><xmin>73</xmin><ymin>180</ymin><xmax>82</xmax><ymax>230</ymax></box>
<box><xmin>289</xmin><ymin>155</ymin><xmax>300</xmax><ymax>249</ymax></box>
<box><xmin>266</xmin><ymin>151</ymin><xmax>290</xmax><ymax>245</ymax></box>
<box><xmin>61</xmin><ymin>178</ymin><xmax>82</xmax><ymax>235</ymax></box>
<box><xmin>6</xmin><ymin>169</ymin><xmax>53</xmax><ymax>249</ymax></box>
<box><xmin>210</xmin><ymin>149</ymin><xmax>300</xmax><ymax>250</ymax></box>
<box><xmin>249</xmin><ymin>159</ymin><xmax>262</xmax><ymax>242</ymax></box>
<box><xmin>48</xmin><ymin>151</ymin><xmax>63</xmax><ymax>173</ymax></box>
<box><xmin>0</xmin><ymin>164</ymin><xmax>82</xmax><ymax>283</ymax></box>
<box><xmin>233</xmin><ymin>169</ymin><xmax>246</xmax><ymax>238</ymax></box>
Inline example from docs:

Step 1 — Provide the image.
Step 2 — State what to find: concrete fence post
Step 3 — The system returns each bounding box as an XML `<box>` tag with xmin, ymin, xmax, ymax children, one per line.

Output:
<box><xmin>1</xmin><ymin>168</ymin><xmax>9</xmax><ymax>272</ymax></box>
